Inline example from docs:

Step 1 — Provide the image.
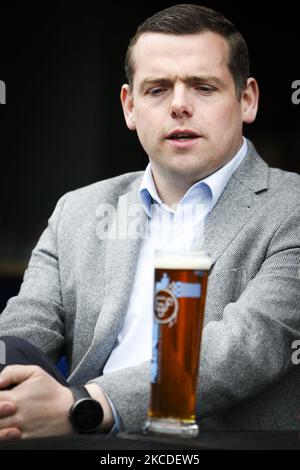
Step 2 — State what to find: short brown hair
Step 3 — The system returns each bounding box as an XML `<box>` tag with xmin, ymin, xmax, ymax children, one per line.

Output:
<box><xmin>125</xmin><ymin>4</ymin><xmax>249</xmax><ymax>99</ymax></box>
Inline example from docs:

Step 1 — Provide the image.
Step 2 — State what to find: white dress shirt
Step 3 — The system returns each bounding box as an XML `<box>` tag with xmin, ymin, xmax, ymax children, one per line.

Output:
<box><xmin>103</xmin><ymin>138</ymin><xmax>248</xmax><ymax>374</ymax></box>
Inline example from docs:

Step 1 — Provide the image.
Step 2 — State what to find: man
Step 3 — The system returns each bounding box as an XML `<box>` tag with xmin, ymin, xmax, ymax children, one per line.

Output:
<box><xmin>0</xmin><ymin>4</ymin><xmax>300</xmax><ymax>439</ymax></box>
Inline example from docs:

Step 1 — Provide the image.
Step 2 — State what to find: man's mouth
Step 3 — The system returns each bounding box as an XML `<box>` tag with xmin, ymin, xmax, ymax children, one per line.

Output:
<box><xmin>168</xmin><ymin>133</ymin><xmax>198</xmax><ymax>141</ymax></box>
<box><xmin>166</xmin><ymin>129</ymin><xmax>200</xmax><ymax>141</ymax></box>
<box><xmin>165</xmin><ymin>129</ymin><xmax>201</xmax><ymax>148</ymax></box>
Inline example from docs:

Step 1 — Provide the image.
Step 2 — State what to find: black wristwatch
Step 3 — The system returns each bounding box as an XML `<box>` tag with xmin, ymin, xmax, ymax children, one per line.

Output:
<box><xmin>69</xmin><ymin>385</ymin><xmax>104</xmax><ymax>433</ymax></box>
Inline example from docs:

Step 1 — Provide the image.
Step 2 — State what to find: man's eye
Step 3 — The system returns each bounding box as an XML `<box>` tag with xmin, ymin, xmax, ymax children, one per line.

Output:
<box><xmin>196</xmin><ymin>86</ymin><xmax>216</xmax><ymax>94</ymax></box>
<box><xmin>148</xmin><ymin>88</ymin><xmax>165</xmax><ymax>96</ymax></box>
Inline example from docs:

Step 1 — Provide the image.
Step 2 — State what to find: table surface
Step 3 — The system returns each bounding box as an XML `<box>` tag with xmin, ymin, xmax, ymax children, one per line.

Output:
<box><xmin>0</xmin><ymin>431</ymin><xmax>299</xmax><ymax>450</ymax></box>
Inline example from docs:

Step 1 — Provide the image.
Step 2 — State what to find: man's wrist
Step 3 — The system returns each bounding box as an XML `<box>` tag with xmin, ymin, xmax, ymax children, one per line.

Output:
<box><xmin>62</xmin><ymin>386</ymin><xmax>76</xmax><ymax>435</ymax></box>
<box><xmin>84</xmin><ymin>382</ymin><xmax>114</xmax><ymax>433</ymax></box>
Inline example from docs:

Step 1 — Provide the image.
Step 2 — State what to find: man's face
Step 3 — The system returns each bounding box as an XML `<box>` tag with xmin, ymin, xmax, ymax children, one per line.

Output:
<box><xmin>121</xmin><ymin>32</ymin><xmax>258</xmax><ymax>186</ymax></box>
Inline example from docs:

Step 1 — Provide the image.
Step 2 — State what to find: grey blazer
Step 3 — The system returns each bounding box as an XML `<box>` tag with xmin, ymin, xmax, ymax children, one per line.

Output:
<box><xmin>1</xmin><ymin>141</ymin><xmax>300</xmax><ymax>431</ymax></box>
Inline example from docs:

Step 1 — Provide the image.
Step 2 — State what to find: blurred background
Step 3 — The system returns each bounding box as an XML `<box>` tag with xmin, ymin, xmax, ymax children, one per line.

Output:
<box><xmin>0</xmin><ymin>0</ymin><xmax>299</xmax><ymax>310</ymax></box>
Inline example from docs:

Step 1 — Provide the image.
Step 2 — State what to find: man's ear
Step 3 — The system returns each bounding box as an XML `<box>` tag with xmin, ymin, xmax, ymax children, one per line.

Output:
<box><xmin>241</xmin><ymin>77</ymin><xmax>259</xmax><ymax>124</ymax></box>
<box><xmin>120</xmin><ymin>84</ymin><xmax>136</xmax><ymax>130</ymax></box>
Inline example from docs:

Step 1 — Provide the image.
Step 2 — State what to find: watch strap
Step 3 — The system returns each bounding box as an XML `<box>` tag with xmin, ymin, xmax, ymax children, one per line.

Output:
<box><xmin>69</xmin><ymin>385</ymin><xmax>92</xmax><ymax>403</ymax></box>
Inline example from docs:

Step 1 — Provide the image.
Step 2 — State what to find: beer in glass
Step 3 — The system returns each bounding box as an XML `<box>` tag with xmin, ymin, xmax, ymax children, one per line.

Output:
<box><xmin>144</xmin><ymin>249</ymin><xmax>211</xmax><ymax>437</ymax></box>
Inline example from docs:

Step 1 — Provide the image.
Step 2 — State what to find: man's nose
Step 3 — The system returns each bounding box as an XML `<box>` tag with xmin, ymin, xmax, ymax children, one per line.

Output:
<box><xmin>170</xmin><ymin>87</ymin><xmax>193</xmax><ymax>119</ymax></box>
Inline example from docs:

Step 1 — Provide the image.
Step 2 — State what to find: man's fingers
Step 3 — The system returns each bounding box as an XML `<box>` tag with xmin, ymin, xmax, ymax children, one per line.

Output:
<box><xmin>0</xmin><ymin>401</ymin><xmax>16</xmax><ymax>418</ymax></box>
<box><xmin>0</xmin><ymin>365</ymin><xmax>39</xmax><ymax>388</ymax></box>
<box><xmin>0</xmin><ymin>374</ymin><xmax>11</xmax><ymax>389</ymax></box>
<box><xmin>0</xmin><ymin>427</ymin><xmax>21</xmax><ymax>440</ymax></box>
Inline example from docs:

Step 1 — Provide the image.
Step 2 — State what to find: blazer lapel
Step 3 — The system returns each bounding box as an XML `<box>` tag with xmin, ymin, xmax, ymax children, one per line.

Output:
<box><xmin>69</xmin><ymin>176</ymin><xmax>146</xmax><ymax>384</ymax></box>
<box><xmin>204</xmin><ymin>142</ymin><xmax>269</xmax><ymax>266</ymax></box>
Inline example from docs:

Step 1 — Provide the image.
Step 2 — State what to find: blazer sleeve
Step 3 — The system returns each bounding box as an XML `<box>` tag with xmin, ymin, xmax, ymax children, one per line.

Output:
<box><xmin>197</xmin><ymin>205</ymin><xmax>300</xmax><ymax>417</ymax></box>
<box><xmin>92</xmin><ymin>205</ymin><xmax>300</xmax><ymax>431</ymax></box>
<box><xmin>0</xmin><ymin>194</ymin><xmax>68</xmax><ymax>363</ymax></box>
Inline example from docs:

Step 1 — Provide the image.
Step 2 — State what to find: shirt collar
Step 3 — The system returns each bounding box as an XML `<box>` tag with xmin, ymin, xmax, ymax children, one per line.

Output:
<box><xmin>139</xmin><ymin>137</ymin><xmax>248</xmax><ymax>217</ymax></box>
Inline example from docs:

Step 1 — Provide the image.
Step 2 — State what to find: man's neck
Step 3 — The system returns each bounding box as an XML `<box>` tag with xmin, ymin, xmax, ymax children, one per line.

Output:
<box><xmin>151</xmin><ymin>170</ymin><xmax>194</xmax><ymax>207</ymax></box>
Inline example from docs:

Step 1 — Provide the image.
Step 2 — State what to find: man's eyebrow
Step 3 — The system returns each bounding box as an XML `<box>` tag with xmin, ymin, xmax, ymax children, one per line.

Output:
<box><xmin>139</xmin><ymin>78</ymin><xmax>173</xmax><ymax>91</ymax></box>
<box><xmin>139</xmin><ymin>76</ymin><xmax>225</xmax><ymax>91</ymax></box>
<box><xmin>185</xmin><ymin>76</ymin><xmax>225</xmax><ymax>87</ymax></box>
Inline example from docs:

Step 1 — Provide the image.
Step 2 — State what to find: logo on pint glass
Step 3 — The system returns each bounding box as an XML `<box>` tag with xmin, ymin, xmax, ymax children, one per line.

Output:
<box><xmin>155</xmin><ymin>272</ymin><xmax>202</xmax><ymax>327</ymax></box>
<box><xmin>155</xmin><ymin>289</ymin><xmax>179</xmax><ymax>327</ymax></box>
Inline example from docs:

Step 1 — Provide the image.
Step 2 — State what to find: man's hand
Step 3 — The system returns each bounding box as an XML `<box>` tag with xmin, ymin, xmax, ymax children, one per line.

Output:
<box><xmin>0</xmin><ymin>365</ymin><xmax>74</xmax><ymax>440</ymax></box>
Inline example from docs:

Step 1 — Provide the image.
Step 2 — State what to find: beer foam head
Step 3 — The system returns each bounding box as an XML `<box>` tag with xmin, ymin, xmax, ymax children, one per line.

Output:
<box><xmin>154</xmin><ymin>250</ymin><xmax>212</xmax><ymax>270</ymax></box>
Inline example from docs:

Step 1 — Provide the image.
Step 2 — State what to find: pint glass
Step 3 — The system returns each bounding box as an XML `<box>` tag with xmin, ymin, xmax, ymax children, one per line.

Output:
<box><xmin>144</xmin><ymin>250</ymin><xmax>211</xmax><ymax>437</ymax></box>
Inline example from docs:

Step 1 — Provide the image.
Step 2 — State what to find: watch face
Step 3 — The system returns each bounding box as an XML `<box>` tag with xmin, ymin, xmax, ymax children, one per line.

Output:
<box><xmin>71</xmin><ymin>399</ymin><xmax>104</xmax><ymax>432</ymax></box>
